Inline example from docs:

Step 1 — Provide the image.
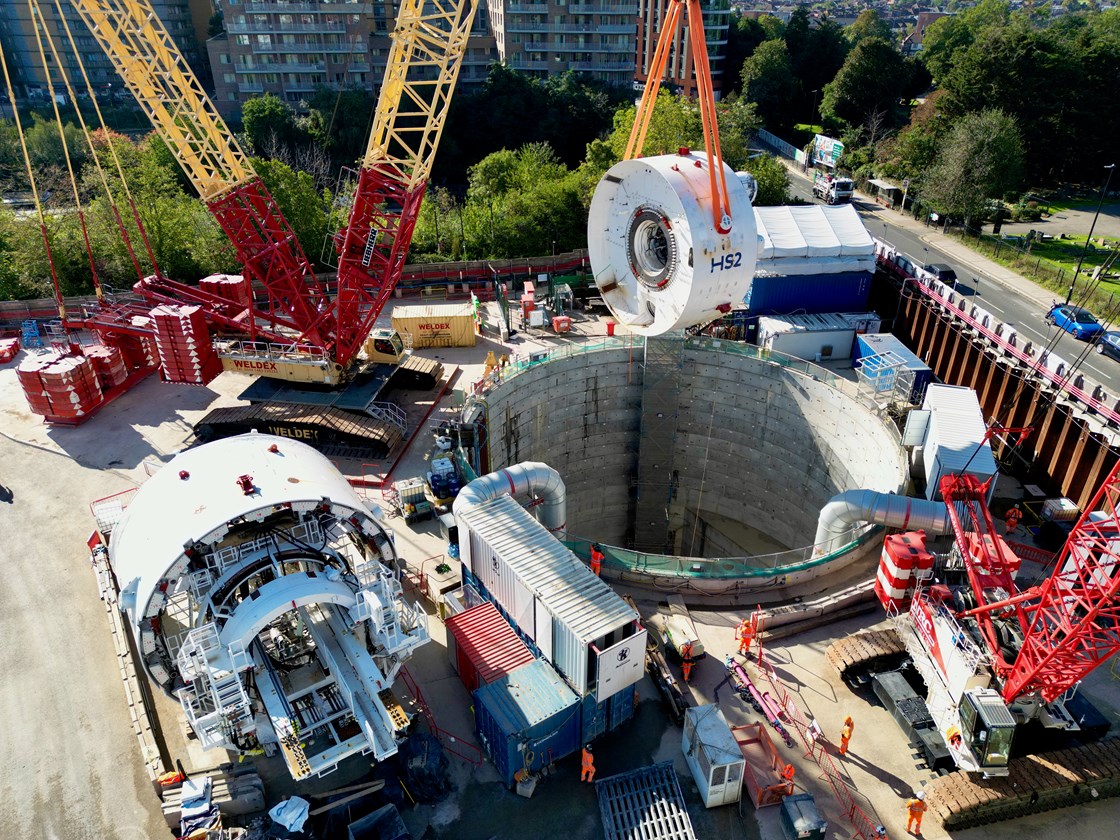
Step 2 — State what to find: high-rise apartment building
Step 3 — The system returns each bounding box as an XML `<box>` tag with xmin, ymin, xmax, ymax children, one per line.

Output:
<box><xmin>0</xmin><ymin>1</ymin><xmax>210</xmax><ymax>104</ymax></box>
<box><xmin>635</xmin><ymin>0</ymin><xmax>730</xmax><ymax>99</ymax></box>
<box><xmin>486</xmin><ymin>0</ymin><xmax>638</xmax><ymax>88</ymax></box>
<box><xmin>207</xmin><ymin>1</ymin><xmax>497</xmax><ymax>120</ymax></box>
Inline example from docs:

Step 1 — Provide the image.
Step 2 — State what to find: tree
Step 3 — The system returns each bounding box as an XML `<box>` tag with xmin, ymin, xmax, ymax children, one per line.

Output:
<box><xmin>921</xmin><ymin>0</ymin><xmax>1011</xmax><ymax>82</ymax></box>
<box><xmin>921</xmin><ymin>109</ymin><xmax>1024</xmax><ymax>227</ymax></box>
<box><xmin>303</xmin><ymin>88</ymin><xmax>376</xmax><ymax>165</ymax></box>
<box><xmin>739</xmin><ymin>153</ymin><xmax>789</xmax><ymax>206</ymax></box>
<box><xmin>846</xmin><ymin>10</ymin><xmax>893</xmax><ymax>48</ymax></box>
<box><xmin>240</xmin><ymin>94</ymin><xmax>304</xmax><ymax>157</ymax></box>
<box><xmin>253</xmin><ymin>158</ymin><xmax>331</xmax><ymax>269</ymax></box>
<box><xmin>741</xmin><ymin>40</ymin><xmax>796</xmax><ymax>129</ymax></box>
<box><xmin>722</xmin><ymin>12</ymin><xmax>769</xmax><ymax>96</ymax></box>
<box><xmin>820</xmin><ymin>37</ymin><xmax>911</xmax><ymax>130</ymax></box>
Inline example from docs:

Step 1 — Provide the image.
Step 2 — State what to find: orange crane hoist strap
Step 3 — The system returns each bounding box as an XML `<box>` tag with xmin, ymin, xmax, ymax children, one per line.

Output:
<box><xmin>624</xmin><ymin>0</ymin><xmax>733</xmax><ymax>234</ymax></box>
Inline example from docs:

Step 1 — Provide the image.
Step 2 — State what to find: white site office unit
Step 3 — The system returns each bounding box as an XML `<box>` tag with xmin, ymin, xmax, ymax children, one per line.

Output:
<box><xmin>683</xmin><ymin>706</ymin><xmax>745</xmax><ymax>808</ymax></box>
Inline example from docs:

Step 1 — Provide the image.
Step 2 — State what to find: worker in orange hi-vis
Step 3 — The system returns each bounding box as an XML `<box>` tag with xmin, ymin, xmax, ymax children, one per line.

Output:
<box><xmin>581</xmin><ymin>744</ymin><xmax>596</xmax><ymax>782</ymax></box>
<box><xmin>1004</xmin><ymin>504</ymin><xmax>1022</xmax><ymax>535</ymax></box>
<box><xmin>735</xmin><ymin>617</ymin><xmax>754</xmax><ymax>656</ymax></box>
<box><xmin>906</xmin><ymin>790</ymin><xmax>927</xmax><ymax>835</ymax></box>
<box><xmin>681</xmin><ymin>640</ymin><xmax>695</xmax><ymax>682</ymax></box>
<box><xmin>589</xmin><ymin>543</ymin><xmax>605</xmax><ymax>577</ymax></box>
<box><xmin>839</xmin><ymin>719</ymin><xmax>853</xmax><ymax>755</ymax></box>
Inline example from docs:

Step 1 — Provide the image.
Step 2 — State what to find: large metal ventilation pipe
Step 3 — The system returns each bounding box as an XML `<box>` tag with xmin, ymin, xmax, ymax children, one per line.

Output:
<box><xmin>454</xmin><ymin>462</ymin><xmax>567</xmax><ymax>537</ymax></box>
<box><xmin>814</xmin><ymin>490</ymin><xmax>951</xmax><ymax>556</ymax></box>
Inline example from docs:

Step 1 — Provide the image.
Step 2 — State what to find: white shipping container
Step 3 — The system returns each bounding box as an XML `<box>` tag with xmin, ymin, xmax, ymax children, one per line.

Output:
<box><xmin>456</xmin><ymin>494</ymin><xmax>644</xmax><ymax>698</ymax></box>
<box><xmin>920</xmin><ymin>385</ymin><xmax>997</xmax><ymax>501</ymax></box>
<box><xmin>757</xmin><ymin>312</ymin><xmax>856</xmax><ymax>361</ymax></box>
<box><xmin>392</xmin><ymin>303</ymin><xmax>476</xmax><ymax>348</ymax></box>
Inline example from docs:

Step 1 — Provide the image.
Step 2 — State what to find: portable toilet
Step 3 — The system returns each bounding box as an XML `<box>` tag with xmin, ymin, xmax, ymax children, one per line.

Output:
<box><xmin>682</xmin><ymin>705</ymin><xmax>745</xmax><ymax>808</ymax></box>
<box><xmin>779</xmin><ymin>793</ymin><xmax>828</xmax><ymax>840</ymax></box>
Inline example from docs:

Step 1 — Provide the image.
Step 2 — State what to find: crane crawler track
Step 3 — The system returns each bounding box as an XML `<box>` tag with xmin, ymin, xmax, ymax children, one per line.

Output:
<box><xmin>826</xmin><ymin>629</ymin><xmax>907</xmax><ymax>684</ymax></box>
<box><xmin>928</xmin><ymin>738</ymin><xmax>1120</xmax><ymax>829</ymax></box>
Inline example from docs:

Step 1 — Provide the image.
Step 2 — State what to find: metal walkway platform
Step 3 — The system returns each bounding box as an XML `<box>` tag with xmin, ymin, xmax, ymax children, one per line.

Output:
<box><xmin>596</xmin><ymin>761</ymin><xmax>697</xmax><ymax>840</ymax></box>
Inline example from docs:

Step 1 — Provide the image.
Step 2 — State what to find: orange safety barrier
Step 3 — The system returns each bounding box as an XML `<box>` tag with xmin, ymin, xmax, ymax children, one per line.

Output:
<box><xmin>755</xmin><ymin>654</ymin><xmax>885</xmax><ymax>840</ymax></box>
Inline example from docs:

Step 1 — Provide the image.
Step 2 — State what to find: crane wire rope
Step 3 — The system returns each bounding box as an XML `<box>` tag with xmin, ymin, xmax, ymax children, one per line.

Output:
<box><xmin>0</xmin><ymin>33</ymin><xmax>68</xmax><ymax>326</ymax></box>
<box><xmin>48</xmin><ymin>0</ymin><xmax>162</xmax><ymax>283</ymax></box>
<box><xmin>26</xmin><ymin>0</ymin><xmax>103</xmax><ymax>308</ymax></box>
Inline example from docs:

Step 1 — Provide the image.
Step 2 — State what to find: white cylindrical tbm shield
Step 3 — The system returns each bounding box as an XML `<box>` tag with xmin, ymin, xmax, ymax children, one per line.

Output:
<box><xmin>587</xmin><ymin>150</ymin><xmax>758</xmax><ymax>335</ymax></box>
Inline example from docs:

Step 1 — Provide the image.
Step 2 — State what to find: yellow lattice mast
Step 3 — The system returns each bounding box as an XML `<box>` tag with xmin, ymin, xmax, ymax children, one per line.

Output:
<box><xmin>68</xmin><ymin>0</ymin><xmax>329</xmax><ymax>345</ymax></box>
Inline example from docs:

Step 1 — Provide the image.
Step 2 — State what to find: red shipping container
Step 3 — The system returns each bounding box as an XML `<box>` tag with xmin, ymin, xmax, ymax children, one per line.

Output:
<box><xmin>444</xmin><ymin>602</ymin><xmax>536</xmax><ymax>694</ymax></box>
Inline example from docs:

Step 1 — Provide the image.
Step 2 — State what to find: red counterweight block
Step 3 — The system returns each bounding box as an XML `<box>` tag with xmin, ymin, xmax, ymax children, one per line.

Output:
<box><xmin>16</xmin><ymin>351</ymin><xmax>105</xmax><ymax>421</ymax></box>
<box><xmin>83</xmin><ymin>344</ymin><xmax>130</xmax><ymax>389</ymax></box>
<box><xmin>875</xmin><ymin>531</ymin><xmax>934</xmax><ymax>611</ymax></box>
<box><xmin>149</xmin><ymin>305</ymin><xmax>223</xmax><ymax>385</ymax></box>
<box><xmin>198</xmin><ymin>273</ymin><xmax>250</xmax><ymax>307</ymax></box>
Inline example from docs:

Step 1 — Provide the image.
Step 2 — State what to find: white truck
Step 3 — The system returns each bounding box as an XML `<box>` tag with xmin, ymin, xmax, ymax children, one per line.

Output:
<box><xmin>812</xmin><ymin>171</ymin><xmax>854</xmax><ymax>205</ymax></box>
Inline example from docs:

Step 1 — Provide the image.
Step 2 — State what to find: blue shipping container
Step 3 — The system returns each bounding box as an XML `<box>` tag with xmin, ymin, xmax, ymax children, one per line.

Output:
<box><xmin>580</xmin><ymin>683</ymin><xmax>636</xmax><ymax>744</ymax></box>
<box><xmin>746</xmin><ymin>271</ymin><xmax>871</xmax><ymax>315</ymax></box>
<box><xmin>473</xmin><ymin>660</ymin><xmax>581</xmax><ymax>786</ymax></box>
<box><xmin>853</xmin><ymin>333</ymin><xmax>933</xmax><ymax>403</ymax></box>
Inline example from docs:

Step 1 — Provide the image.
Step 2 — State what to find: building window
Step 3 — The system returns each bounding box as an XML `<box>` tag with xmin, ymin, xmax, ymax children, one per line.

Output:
<box><xmin>236</xmin><ymin>35</ymin><xmax>249</xmax><ymax>46</ymax></box>
<box><xmin>223</xmin><ymin>72</ymin><xmax>236</xmax><ymax>83</ymax></box>
<box><xmin>219</xmin><ymin>54</ymin><xmax>230</xmax><ymax>64</ymax></box>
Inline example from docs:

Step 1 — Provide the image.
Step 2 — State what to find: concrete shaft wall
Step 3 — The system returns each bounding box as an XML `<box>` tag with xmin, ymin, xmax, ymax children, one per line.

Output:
<box><xmin>482</xmin><ymin>343</ymin><xmax>906</xmax><ymax>554</ymax></box>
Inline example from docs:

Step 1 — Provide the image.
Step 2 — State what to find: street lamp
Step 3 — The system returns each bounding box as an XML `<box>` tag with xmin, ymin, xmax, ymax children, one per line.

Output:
<box><xmin>810</xmin><ymin>89</ymin><xmax>820</xmax><ymax>128</ymax></box>
<box><xmin>1066</xmin><ymin>163</ymin><xmax>1116</xmax><ymax>304</ymax></box>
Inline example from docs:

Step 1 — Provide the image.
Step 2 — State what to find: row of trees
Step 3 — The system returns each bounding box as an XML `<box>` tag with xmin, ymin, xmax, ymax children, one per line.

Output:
<box><xmin>0</xmin><ymin>77</ymin><xmax>790</xmax><ymax>298</ymax></box>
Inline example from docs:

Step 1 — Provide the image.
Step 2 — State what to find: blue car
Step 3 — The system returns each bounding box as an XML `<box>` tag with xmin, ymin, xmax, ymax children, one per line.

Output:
<box><xmin>1046</xmin><ymin>303</ymin><xmax>1105</xmax><ymax>340</ymax></box>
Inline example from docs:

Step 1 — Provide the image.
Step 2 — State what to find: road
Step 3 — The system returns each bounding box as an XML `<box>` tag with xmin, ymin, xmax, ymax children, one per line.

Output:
<box><xmin>786</xmin><ymin>173</ymin><xmax>1120</xmax><ymax>398</ymax></box>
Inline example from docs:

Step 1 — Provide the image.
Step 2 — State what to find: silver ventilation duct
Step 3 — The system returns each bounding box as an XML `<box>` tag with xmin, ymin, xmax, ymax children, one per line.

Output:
<box><xmin>814</xmin><ymin>489</ymin><xmax>951</xmax><ymax>555</ymax></box>
<box><xmin>454</xmin><ymin>462</ymin><xmax>567</xmax><ymax>538</ymax></box>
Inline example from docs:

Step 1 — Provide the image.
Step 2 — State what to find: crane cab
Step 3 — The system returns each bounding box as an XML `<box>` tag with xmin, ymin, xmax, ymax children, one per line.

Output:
<box><xmin>364</xmin><ymin>328</ymin><xmax>407</xmax><ymax>365</ymax></box>
<box><xmin>958</xmin><ymin>688</ymin><xmax>1016</xmax><ymax>775</ymax></box>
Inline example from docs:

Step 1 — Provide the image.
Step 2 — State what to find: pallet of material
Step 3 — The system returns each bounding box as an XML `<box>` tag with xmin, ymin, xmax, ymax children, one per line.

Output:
<box><xmin>596</xmin><ymin>761</ymin><xmax>697</xmax><ymax>840</ymax></box>
<box><xmin>160</xmin><ymin>770</ymin><xmax>266</xmax><ymax>829</ymax></box>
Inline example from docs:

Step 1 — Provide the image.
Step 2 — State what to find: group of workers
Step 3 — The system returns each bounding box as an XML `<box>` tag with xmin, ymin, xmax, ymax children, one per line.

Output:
<box><xmin>587</xmin><ymin>602</ymin><xmax>931</xmax><ymax>835</ymax></box>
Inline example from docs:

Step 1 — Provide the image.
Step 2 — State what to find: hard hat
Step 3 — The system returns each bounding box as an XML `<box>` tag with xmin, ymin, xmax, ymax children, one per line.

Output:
<box><xmin>916</xmin><ymin>790</ymin><xmax>926</xmax><ymax>800</ymax></box>
<box><xmin>585</xmin><ymin>744</ymin><xmax>592</xmax><ymax>751</ymax></box>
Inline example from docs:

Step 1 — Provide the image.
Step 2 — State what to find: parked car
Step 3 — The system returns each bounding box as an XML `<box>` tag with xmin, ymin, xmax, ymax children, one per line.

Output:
<box><xmin>923</xmin><ymin>263</ymin><xmax>958</xmax><ymax>285</ymax></box>
<box><xmin>1095</xmin><ymin>331</ymin><xmax>1120</xmax><ymax>359</ymax></box>
<box><xmin>1046</xmin><ymin>303</ymin><xmax>1105</xmax><ymax>340</ymax></box>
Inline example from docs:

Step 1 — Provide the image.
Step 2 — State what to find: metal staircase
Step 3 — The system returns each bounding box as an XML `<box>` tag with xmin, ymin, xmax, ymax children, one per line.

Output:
<box><xmin>175</xmin><ymin>624</ymin><xmax>253</xmax><ymax>751</ymax></box>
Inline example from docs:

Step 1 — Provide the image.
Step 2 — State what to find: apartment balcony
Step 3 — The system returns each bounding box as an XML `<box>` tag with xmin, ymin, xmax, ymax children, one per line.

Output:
<box><xmin>523</xmin><ymin>41</ymin><xmax>630</xmax><ymax>53</ymax></box>
<box><xmin>227</xmin><ymin>21</ymin><xmax>348</xmax><ymax>34</ymax></box>
<box><xmin>243</xmin><ymin>1</ymin><xmax>361</xmax><ymax>12</ymax></box>
<box><xmin>238</xmin><ymin>82</ymin><xmax>266</xmax><ymax>93</ymax></box>
<box><xmin>569</xmin><ymin>4</ymin><xmax>637</xmax><ymax>13</ymax></box>
<box><xmin>252</xmin><ymin>43</ymin><xmax>361</xmax><ymax>54</ymax></box>
<box><xmin>507</xmin><ymin>23</ymin><xmax>636</xmax><ymax>34</ymax></box>
<box><xmin>239</xmin><ymin>61</ymin><xmax>327</xmax><ymax>72</ymax></box>
<box><xmin>505</xmin><ymin>3</ymin><xmax>549</xmax><ymax>12</ymax></box>
<box><xmin>507</xmin><ymin>57</ymin><xmax>552</xmax><ymax>70</ymax></box>
<box><xmin>567</xmin><ymin>60</ymin><xmax>634</xmax><ymax>71</ymax></box>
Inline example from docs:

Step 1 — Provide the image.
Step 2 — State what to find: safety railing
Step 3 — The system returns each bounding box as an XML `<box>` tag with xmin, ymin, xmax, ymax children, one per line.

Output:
<box><xmin>398</xmin><ymin>665</ymin><xmax>482</xmax><ymax>767</ymax></box>
<box><xmin>755</xmin><ymin>654</ymin><xmax>885</xmax><ymax>840</ymax></box>
<box><xmin>560</xmin><ymin>523</ymin><xmax>880</xmax><ymax>582</ymax></box>
<box><xmin>877</xmin><ymin>244</ymin><xmax>1120</xmax><ymax>427</ymax></box>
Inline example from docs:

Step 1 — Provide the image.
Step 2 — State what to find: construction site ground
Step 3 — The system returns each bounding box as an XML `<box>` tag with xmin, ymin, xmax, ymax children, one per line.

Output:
<box><xmin>4</xmin><ymin>297</ymin><xmax>1120</xmax><ymax>839</ymax></box>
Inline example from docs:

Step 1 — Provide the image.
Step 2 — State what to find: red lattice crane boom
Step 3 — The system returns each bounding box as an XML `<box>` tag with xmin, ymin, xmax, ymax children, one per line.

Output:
<box><xmin>1003</xmin><ymin>458</ymin><xmax>1120</xmax><ymax>702</ymax></box>
<box><xmin>70</xmin><ymin>0</ymin><xmax>330</xmax><ymax>350</ymax></box>
<box><xmin>330</xmin><ymin>0</ymin><xmax>479</xmax><ymax>367</ymax></box>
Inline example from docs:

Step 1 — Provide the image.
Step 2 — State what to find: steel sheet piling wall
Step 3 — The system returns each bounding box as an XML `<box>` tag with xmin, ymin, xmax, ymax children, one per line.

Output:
<box><xmin>888</xmin><ymin>276</ymin><xmax>1120</xmax><ymax>511</ymax></box>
